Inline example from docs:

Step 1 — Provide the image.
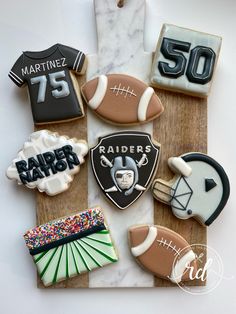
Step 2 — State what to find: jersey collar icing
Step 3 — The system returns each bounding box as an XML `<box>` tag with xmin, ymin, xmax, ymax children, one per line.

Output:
<box><xmin>23</xmin><ymin>44</ymin><xmax>59</xmax><ymax>59</ymax></box>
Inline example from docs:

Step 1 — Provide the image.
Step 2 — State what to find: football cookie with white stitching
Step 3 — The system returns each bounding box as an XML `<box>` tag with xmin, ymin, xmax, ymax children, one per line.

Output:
<box><xmin>81</xmin><ymin>74</ymin><xmax>164</xmax><ymax>125</ymax></box>
<box><xmin>128</xmin><ymin>224</ymin><xmax>197</xmax><ymax>284</ymax></box>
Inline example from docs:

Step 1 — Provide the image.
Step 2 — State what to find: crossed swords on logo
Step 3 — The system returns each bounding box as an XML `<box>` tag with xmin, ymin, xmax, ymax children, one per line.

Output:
<box><xmin>100</xmin><ymin>153</ymin><xmax>148</xmax><ymax>194</ymax></box>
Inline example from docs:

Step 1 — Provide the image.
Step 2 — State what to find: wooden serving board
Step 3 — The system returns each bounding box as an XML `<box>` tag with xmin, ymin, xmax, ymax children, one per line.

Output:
<box><xmin>35</xmin><ymin>0</ymin><xmax>206</xmax><ymax>288</ymax></box>
<box><xmin>153</xmin><ymin>89</ymin><xmax>207</xmax><ymax>287</ymax></box>
<box><xmin>35</xmin><ymin>76</ymin><xmax>89</xmax><ymax>288</ymax></box>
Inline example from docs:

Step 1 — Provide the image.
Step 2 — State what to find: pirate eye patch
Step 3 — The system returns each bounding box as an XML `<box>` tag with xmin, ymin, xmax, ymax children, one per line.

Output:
<box><xmin>90</xmin><ymin>131</ymin><xmax>161</xmax><ymax>209</ymax></box>
<box><xmin>116</xmin><ymin>173</ymin><xmax>123</xmax><ymax>179</ymax></box>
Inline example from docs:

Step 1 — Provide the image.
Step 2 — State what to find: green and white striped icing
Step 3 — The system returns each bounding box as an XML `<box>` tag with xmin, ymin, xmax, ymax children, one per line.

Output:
<box><xmin>33</xmin><ymin>230</ymin><xmax>118</xmax><ymax>286</ymax></box>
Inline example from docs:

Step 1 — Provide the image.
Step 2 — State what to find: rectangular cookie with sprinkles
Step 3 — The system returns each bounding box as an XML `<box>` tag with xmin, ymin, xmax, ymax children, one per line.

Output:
<box><xmin>23</xmin><ymin>207</ymin><xmax>118</xmax><ymax>286</ymax></box>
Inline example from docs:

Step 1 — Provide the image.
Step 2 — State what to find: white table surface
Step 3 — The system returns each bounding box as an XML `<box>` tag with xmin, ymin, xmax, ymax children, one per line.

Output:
<box><xmin>0</xmin><ymin>0</ymin><xmax>235</xmax><ymax>313</ymax></box>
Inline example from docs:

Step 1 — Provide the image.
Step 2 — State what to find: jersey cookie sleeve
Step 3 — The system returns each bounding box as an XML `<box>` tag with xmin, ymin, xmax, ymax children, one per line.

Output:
<box><xmin>58</xmin><ymin>44</ymin><xmax>87</xmax><ymax>75</ymax></box>
<box><xmin>8</xmin><ymin>54</ymin><xmax>25</xmax><ymax>87</ymax></box>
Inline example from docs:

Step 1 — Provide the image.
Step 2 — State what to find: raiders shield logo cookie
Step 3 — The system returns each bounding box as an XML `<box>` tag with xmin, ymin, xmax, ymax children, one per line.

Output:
<box><xmin>90</xmin><ymin>131</ymin><xmax>161</xmax><ymax>209</ymax></box>
<box><xmin>152</xmin><ymin>152</ymin><xmax>230</xmax><ymax>226</ymax></box>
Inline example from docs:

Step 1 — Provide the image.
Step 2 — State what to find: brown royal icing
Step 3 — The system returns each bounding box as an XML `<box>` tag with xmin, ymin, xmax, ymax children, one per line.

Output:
<box><xmin>129</xmin><ymin>225</ymin><xmax>197</xmax><ymax>282</ymax></box>
<box><xmin>82</xmin><ymin>74</ymin><xmax>164</xmax><ymax>124</ymax></box>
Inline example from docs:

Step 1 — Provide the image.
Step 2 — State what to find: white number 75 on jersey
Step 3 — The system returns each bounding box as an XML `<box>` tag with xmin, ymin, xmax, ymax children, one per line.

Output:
<box><xmin>30</xmin><ymin>70</ymin><xmax>70</xmax><ymax>103</ymax></box>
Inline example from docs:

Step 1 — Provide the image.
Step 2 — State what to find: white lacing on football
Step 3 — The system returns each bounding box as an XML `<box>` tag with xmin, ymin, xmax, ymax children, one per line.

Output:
<box><xmin>131</xmin><ymin>226</ymin><xmax>157</xmax><ymax>257</ymax></box>
<box><xmin>156</xmin><ymin>238</ymin><xmax>181</xmax><ymax>256</ymax></box>
<box><xmin>88</xmin><ymin>75</ymin><xmax>108</xmax><ymax>109</ymax></box>
<box><xmin>169</xmin><ymin>250</ymin><xmax>196</xmax><ymax>284</ymax></box>
<box><xmin>137</xmin><ymin>87</ymin><xmax>154</xmax><ymax>122</ymax></box>
<box><xmin>110</xmin><ymin>84</ymin><xmax>137</xmax><ymax>98</ymax></box>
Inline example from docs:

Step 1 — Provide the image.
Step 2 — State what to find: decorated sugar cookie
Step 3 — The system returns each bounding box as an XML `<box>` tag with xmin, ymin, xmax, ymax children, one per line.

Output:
<box><xmin>128</xmin><ymin>225</ymin><xmax>197</xmax><ymax>284</ymax></box>
<box><xmin>152</xmin><ymin>152</ymin><xmax>230</xmax><ymax>226</ymax></box>
<box><xmin>90</xmin><ymin>131</ymin><xmax>161</xmax><ymax>209</ymax></box>
<box><xmin>150</xmin><ymin>24</ymin><xmax>222</xmax><ymax>97</ymax></box>
<box><xmin>24</xmin><ymin>207</ymin><xmax>118</xmax><ymax>286</ymax></box>
<box><xmin>81</xmin><ymin>74</ymin><xmax>164</xmax><ymax>125</ymax></box>
<box><xmin>6</xmin><ymin>130</ymin><xmax>88</xmax><ymax>196</ymax></box>
<box><xmin>9</xmin><ymin>44</ymin><xmax>87</xmax><ymax>124</ymax></box>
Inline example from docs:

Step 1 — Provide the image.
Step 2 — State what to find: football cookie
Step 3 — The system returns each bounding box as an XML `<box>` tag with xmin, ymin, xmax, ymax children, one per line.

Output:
<box><xmin>81</xmin><ymin>74</ymin><xmax>164</xmax><ymax>125</ymax></box>
<box><xmin>150</xmin><ymin>24</ymin><xmax>222</xmax><ymax>97</ymax></box>
<box><xmin>128</xmin><ymin>225</ymin><xmax>197</xmax><ymax>284</ymax></box>
<box><xmin>152</xmin><ymin>152</ymin><xmax>230</xmax><ymax>226</ymax></box>
<box><xmin>24</xmin><ymin>207</ymin><xmax>118</xmax><ymax>286</ymax></box>
<box><xmin>6</xmin><ymin>130</ymin><xmax>88</xmax><ymax>196</ymax></box>
<box><xmin>90</xmin><ymin>131</ymin><xmax>161</xmax><ymax>209</ymax></box>
<box><xmin>9</xmin><ymin>43</ymin><xmax>87</xmax><ymax>124</ymax></box>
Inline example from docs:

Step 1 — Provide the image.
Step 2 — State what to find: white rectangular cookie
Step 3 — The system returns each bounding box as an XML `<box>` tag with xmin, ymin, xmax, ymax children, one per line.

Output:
<box><xmin>150</xmin><ymin>24</ymin><xmax>222</xmax><ymax>97</ymax></box>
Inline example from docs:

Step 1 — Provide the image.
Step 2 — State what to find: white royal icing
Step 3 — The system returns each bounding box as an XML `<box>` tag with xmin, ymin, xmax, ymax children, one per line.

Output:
<box><xmin>169</xmin><ymin>249</ymin><xmax>196</xmax><ymax>284</ymax></box>
<box><xmin>168</xmin><ymin>157</ymin><xmax>192</xmax><ymax>177</ymax></box>
<box><xmin>151</xmin><ymin>24</ymin><xmax>222</xmax><ymax>97</ymax></box>
<box><xmin>6</xmin><ymin>130</ymin><xmax>88</xmax><ymax>196</ymax></box>
<box><xmin>88</xmin><ymin>75</ymin><xmax>108</xmax><ymax>110</ymax></box>
<box><xmin>171</xmin><ymin>160</ymin><xmax>224</xmax><ymax>224</ymax></box>
<box><xmin>137</xmin><ymin>87</ymin><xmax>154</xmax><ymax>122</ymax></box>
<box><xmin>131</xmin><ymin>226</ymin><xmax>157</xmax><ymax>257</ymax></box>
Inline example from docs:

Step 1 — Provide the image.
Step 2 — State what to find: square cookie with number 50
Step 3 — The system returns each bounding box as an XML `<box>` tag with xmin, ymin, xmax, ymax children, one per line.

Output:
<box><xmin>150</xmin><ymin>24</ymin><xmax>222</xmax><ymax>97</ymax></box>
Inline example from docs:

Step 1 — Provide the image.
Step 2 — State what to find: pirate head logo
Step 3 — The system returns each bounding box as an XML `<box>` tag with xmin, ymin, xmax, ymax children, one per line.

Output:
<box><xmin>102</xmin><ymin>155</ymin><xmax>147</xmax><ymax>195</ymax></box>
<box><xmin>91</xmin><ymin>132</ymin><xmax>161</xmax><ymax>209</ymax></box>
<box><xmin>152</xmin><ymin>152</ymin><xmax>230</xmax><ymax>226</ymax></box>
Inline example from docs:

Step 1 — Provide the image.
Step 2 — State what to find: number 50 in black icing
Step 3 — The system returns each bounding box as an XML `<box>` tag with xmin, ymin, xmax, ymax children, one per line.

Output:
<box><xmin>151</xmin><ymin>24</ymin><xmax>222</xmax><ymax>97</ymax></box>
<box><xmin>158</xmin><ymin>38</ymin><xmax>216</xmax><ymax>84</ymax></box>
<box><xmin>158</xmin><ymin>38</ymin><xmax>191</xmax><ymax>79</ymax></box>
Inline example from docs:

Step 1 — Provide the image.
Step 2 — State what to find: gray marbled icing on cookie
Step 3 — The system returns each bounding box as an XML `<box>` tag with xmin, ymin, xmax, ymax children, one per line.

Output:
<box><xmin>151</xmin><ymin>24</ymin><xmax>222</xmax><ymax>97</ymax></box>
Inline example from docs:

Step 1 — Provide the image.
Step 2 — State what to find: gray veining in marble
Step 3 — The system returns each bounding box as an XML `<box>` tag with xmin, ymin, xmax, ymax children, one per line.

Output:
<box><xmin>87</xmin><ymin>0</ymin><xmax>154</xmax><ymax>287</ymax></box>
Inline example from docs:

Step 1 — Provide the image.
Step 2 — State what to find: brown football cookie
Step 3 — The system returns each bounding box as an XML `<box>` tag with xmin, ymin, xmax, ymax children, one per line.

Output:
<box><xmin>128</xmin><ymin>224</ymin><xmax>198</xmax><ymax>283</ymax></box>
<box><xmin>81</xmin><ymin>74</ymin><xmax>164</xmax><ymax>125</ymax></box>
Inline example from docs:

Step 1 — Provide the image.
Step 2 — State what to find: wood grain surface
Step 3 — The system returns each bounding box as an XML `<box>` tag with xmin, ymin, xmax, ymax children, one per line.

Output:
<box><xmin>35</xmin><ymin>75</ymin><xmax>89</xmax><ymax>288</ymax></box>
<box><xmin>153</xmin><ymin>89</ymin><xmax>207</xmax><ymax>286</ymax></box>
<box><xmin>35</xmin><ymin>83</ymin><xmax>207</xmax><ymax>289</ymax></box>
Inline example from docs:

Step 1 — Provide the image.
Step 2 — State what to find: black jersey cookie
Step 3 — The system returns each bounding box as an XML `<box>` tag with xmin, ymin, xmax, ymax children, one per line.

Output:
<box><xmin>9</xmin><ymin>43</ymin><xmax>87</xmax><ymax>124</ymax></box>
